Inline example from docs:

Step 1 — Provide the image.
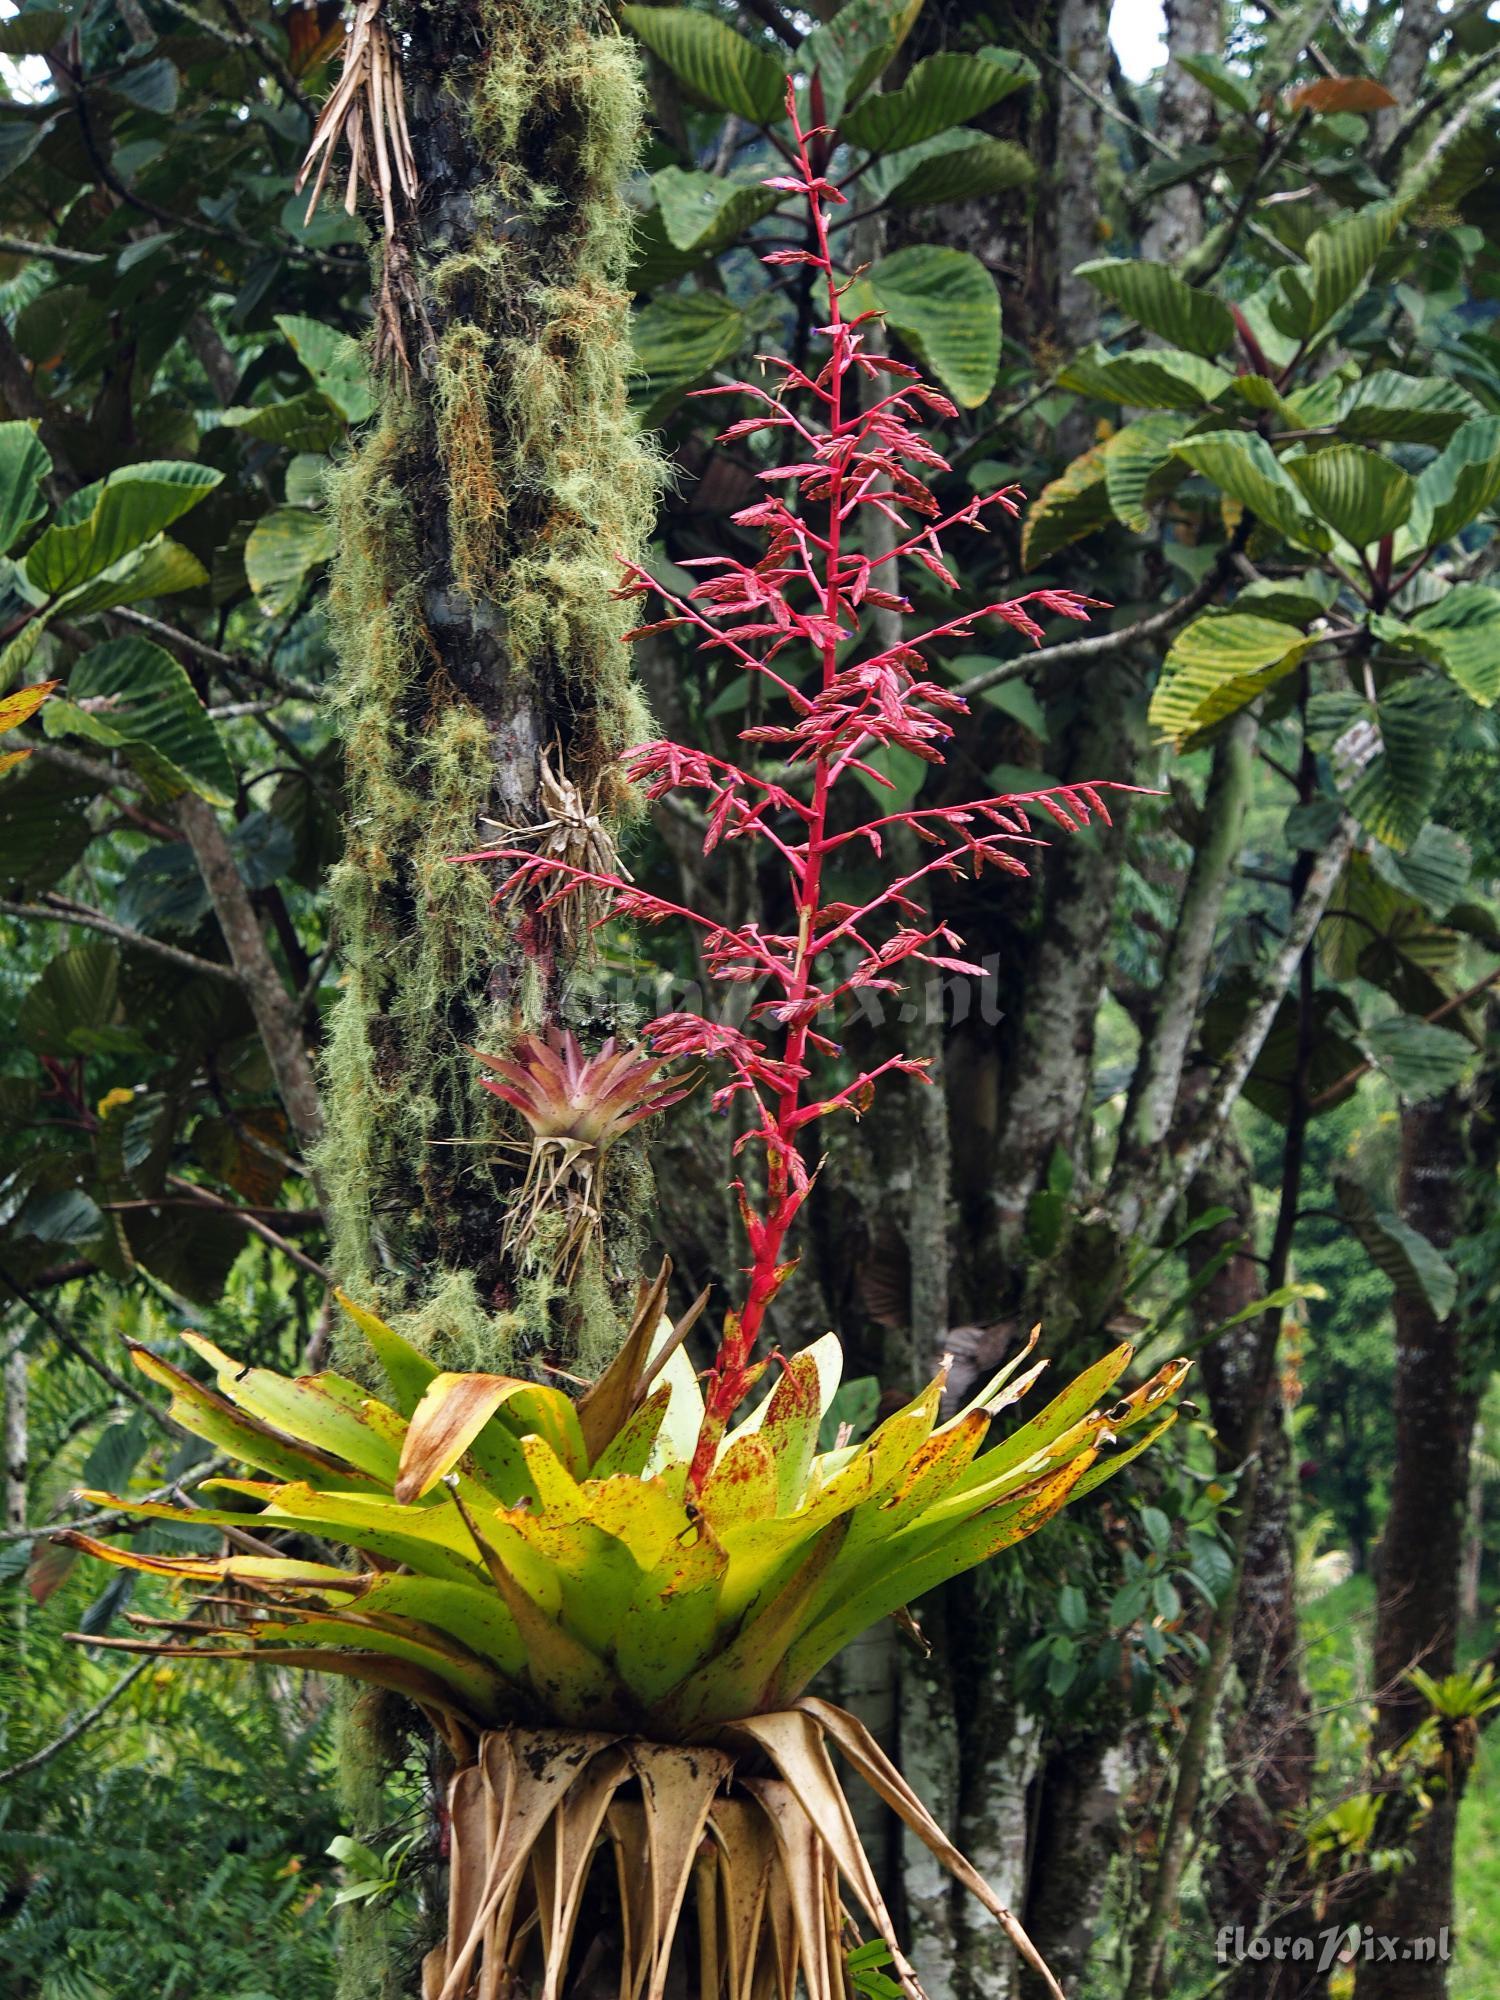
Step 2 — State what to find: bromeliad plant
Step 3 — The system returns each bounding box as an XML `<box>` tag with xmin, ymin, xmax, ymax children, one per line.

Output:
<box><xmin>70</xmin><ymin>89</ymin><xmax>1188</xmax><ymax>2000</ymax></box>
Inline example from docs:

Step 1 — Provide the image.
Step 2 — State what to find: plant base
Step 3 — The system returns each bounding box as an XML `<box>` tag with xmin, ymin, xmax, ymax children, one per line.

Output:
<box><xmin>422</xmin><ymin>1698</ymin><xmax>1063</xmax><ymax>2000</ymax></box>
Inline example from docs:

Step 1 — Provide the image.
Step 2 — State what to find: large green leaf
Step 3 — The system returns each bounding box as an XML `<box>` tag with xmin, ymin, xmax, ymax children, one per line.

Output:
<box><xmin>881</xmin><ymin>131</ymin><xmax>1034</xmax><ymax>206</ymax></box>
<box><xmin>796</xmin><ymin>0</ymin><xmax>924</xmax><ymax>122</ymax></box>
<box><xmin>0</xmin><ymin>421</ymin><xmax>51</xmax><ymax>557</ymax></box>
<box><xmin>24</xmin><ymin>461</ymin><xmax>222</xmax><ymax>598</ymax></box>
<box><xmin>0</xmin><ymin>761</ymin><xmax>93</xmax><ymax>891</ymax></box>
<box><xmin>1269</xmin><ymin>201</ymin><xmax>1403</xmax><ymax>341</ymax></box>
<box><xmin>1101</xmin><ymin>413</ymin><xmax>1189</xmax><ymax>533</ymax></box>
<box><xmin>275</xmin><ymin>314</ymin><xmax>375</xmax><ymax>424</ymax></box>
<box><xmin>221</xmin><ymin>395</ymin><xmax>345</xmax><ymax>453</ymax></box>
<box><xmin>1073</xmin><ymin>258</ymin><xmax>1234</xmax><ymax>358</ymax></box>
<box><xmin>1060</xmin><ymin>343</ymin><xmax>1231</xmax><ymax>410</ymax></box>
<box><xmin>1408</xmin><ymin>583</ymin><xmax>1500</xmax><ymax>704</ymax></box>
<box><xmin>245</xmin><ymin>507</ymin><xmax>338</xmax><ymax>616</ymax></box>
<box><xmin>0</xmin><ymin>8</ymin><xmax>64</xmax><ymax>54</ymax></box>
<box><xmin>1149</xmin><ymin>612</ymin><xmax>1313</xmax><ymax>746</ymax></box>
<box><xmin>632</xmin><ymin>291</ymin><xmax>745</xmax><ymax>402</ymax></box>
<box><xmin>1285</xmin><ymin>444</ymin><xmax>1413</xmax><ymax>547</ymax></box>
<box><xmin>621</xmin><ymin>6</ymin><xmax>784</xmax><ymax>122</ymax></box>
<box><xmin>1413</xmin><ymin>416</ymin><xmax>1500</xmax><ymax>547</ymax></box>
<box><xmin>1021</xmin><ymin>443</ymin><xmax>1111</xmax><ymax>567</ymax></box>
<box><xmin>841</xmin><ymin>46</ymin><xmax>1033</xmax><ymax>152</ymax></box>
<box><xmin>1171</xmin><ymin>429</ymin><xmax>1326</xmax><ymax>547</ymax></box>
<box><xmin>1176</xmin><ymin>51</ymin><xmax>1257</xmax><ymax>116</ymax></box>
<box><xmin>17</xmin><ymin>943</ymin><xmax>121</xmax><ymax>1057</ymax></box>
<box><xmin>1335</xmin><ymin>1174</ymin><xmax>1457</xmax><ymax>1317</ymax></box>
<box><xmin>1321</xmin><ymin>853</ymin><xmax>1460</xmax><ymax>1017</ymax></box>
<box><xmin>44</xmin><ymin>637</ymin><xmax>234</xmax><ymax>806</ymax></box>
<box><xmin>1369</xmin><ymin>822</ymin><xmax>1472</xmax><ymax>914</ymax></box>
<box><xmin>57</xmin><ymin>536</ymin><xmax>209</xmax><ymax>616</ymax></box>
<box><xmin>650</xmin><ymin>169</ymin><xmax>778</xmax><ymax>254</ymax></box>
<box><xmin>1309</xmin><ymin>680</ymin><xmax>1460</xmax><ymax>851</ymax></box>
<box><xmin>1340</xmin><ymin>371</ymin><xmax>1482</xmax><ymax>446</ymax></box>
<box><xmin>1200</xmin><ymin>981</ymin><xmax>1363</xmax><ymax>1123</ymax></box>
<box><xmin>1361</xmin><ymin>1016</ymin><xmax>1473</xmax><ymax>1101</ymax></box>
<box><xmin>862</xmin><ymin>245</ymin><xmax>1000</xmax><ymax>407</ymax></box>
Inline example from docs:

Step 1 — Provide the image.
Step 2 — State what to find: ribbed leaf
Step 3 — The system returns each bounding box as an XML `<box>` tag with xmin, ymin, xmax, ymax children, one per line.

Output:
<box><xmin>1171</xmin><ymin>429</ymin><xmax>1325</xmax><ymax>547</ymax></box>
<box><xmin>632</xmin><ymin>291</ymin><xmax>745</xmax><ymax>400</ymax></box>
<box><xmin>1101</xmin><ymin>413</ymin><xmax>1188</xmax><ymax>532</ymax></box>
<box><xmin>1340</xmin><ymin>370</ymin><xmax>1481</xmax><ymax>446</ymax></box>
<box><xmin>1074</xmin><ymin>258</ymin><xmax>1234</xmax><ymax>357</ymax></box>
<box><xmin>651</xmin><ymin>168</ymin><xmax>778</xmax><ymax>253</ymax></box>
<box><xmin>275</xmin><ymin>313</ymin><xmax>375</xmax><ymax>423</ymax></box>
<box><xmin>1021</xmin><ymin>443</ymin><xmax>1111</xmax><ymax>567</ymax></box>
<box><xmin>0</xmin><ymin>9</ymin><xmax>64</xmax><ymax>54</ymax></box>
<box><xmin>245</xmin><ymin>506</ymin><xmax>337</xmax><ymax>615</ymax></box>
<box><xmin>1414</xmin><ymin>416</ymin><xmax>1500</xmax><ymax>547</ymax></box>
<box><xmin>1316</xmin><ymin>680</ymin><xmax>1461</xmax><ymax>851</ymax></box>
<box><xmin>881</xmin><ymin>131</ymin><xmax>1034</xmax><ymax>206</ymax></box>
<box><xmin>1060</xmin><ymin>343</ymin><xmax>1231</xmax><ymax>409</ymax></box>
<box><xmin>1149</xmin><ymin>612</ymin><xmax>1313</xmax><ymax>747</ymax></box>
<box><xmin>864</xmin><ymin>245</ymin><xmax>1000</xmax><ymax>407</ymax></box>
<box><xmin>1369</xmin><ymin>822</ymin><xmax>1471</xmax><ymax>915</ymax></box>
<box><xmin>841</xmin><ymin>46</ymin><xmax>1034</xmax><ymax>152</ymax></box>
<box><xmin>1269</xmin><ymin>201</ymin><xmax>1402</xmax><ymax>341</ymax></box>
<box><xmin>796</xmin><ymin>0</ymin><xmax>924</xmax><ymax>123</ymax></box>
<box><xmin>1285</xmin><ymin>444</ymin><xmax>1413</xmax><ymax>547</ymax></box>
<box><xmin>1336</xmin><ymin>1174</ymin><xmax>1457</xmax><ymax>1317</ymax></box>
<box><xmin>43</xmin><ymin>637</ymin><xmax>234</xmax><ymax>806</ymax></box>
<box><xmin>57</xmin><ymin>535</ymin><xmax>208</xmax><ymax>615</ymax></box>
<box><xmin>0</xmin><ymin>420</ymin><xmax>50</xmax><ymax>555</ymax></box>
<box><xmin>1200</xmin><ymin>980</ymin><xmax>1363</xmax><ymax>1122</ymax></box>
<box><xmin>221</xmin><ymin>394</ymin><xmax>345</xmax><ymax>453</ymax></box>
<box><xmin>1362</xmin><ymin>1015</ymin><xmax>1473</xmax><ymax>1100</ymax></box>
<box><xmin>1408</xmin><ymin>584</ymin><xmax>1500</xmax><ymax>705</ymax></box>
<box><xmin>25</xmin><ymin>460</ymin><xmax>221</xmax><ymax>597</ymax></box>
<box><xmin>621</xmin><ymin>6</ymin><xmax>784</xmax><ymax>122</ymax></box>
<box><xmin>1176</xmin><ymin>52</ymin><xmax>1257</xmax><ymax>115</ymax></box>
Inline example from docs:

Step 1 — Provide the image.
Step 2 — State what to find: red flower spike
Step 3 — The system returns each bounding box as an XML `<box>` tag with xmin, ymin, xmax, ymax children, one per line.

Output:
<box><xmin>457</xmin><ymin>75</ymin><xmax>1135</xmax><ymax>1492</ymax></box>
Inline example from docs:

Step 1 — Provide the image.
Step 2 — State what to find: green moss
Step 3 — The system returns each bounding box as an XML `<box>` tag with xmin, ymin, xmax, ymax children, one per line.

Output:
<box><xmin>315</xmin><ymin>1</ymin><xmax>662</xmax><ymax>1372</ymax></box>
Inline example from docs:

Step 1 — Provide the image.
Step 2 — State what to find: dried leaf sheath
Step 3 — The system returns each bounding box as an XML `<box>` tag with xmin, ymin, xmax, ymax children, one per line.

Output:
<box><xmin>417</xmin><ymin>1709</ymin><xmax>1063</xmax><ymax>2000</ymax></box>
<box><xmin>296</xmin><ymin>0</ymin><xmax>418</xmax><ymax>239</ymax></box>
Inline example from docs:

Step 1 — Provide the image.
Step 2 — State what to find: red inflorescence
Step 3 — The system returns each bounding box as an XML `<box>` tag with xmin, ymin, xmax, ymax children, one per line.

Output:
<box><xmin>464</xmin><ymin>81</ymin><xmax>1128</xmax><ymax>1489</ymax></box>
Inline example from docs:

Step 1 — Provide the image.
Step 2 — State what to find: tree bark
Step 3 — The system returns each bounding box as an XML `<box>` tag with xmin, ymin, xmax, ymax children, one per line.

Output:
<box><xmin>1140</xmin><ymin>0</ymin><xmax>1222</xmax><ymax>265</ymax></box>
<box><xmin>1192</xmin><ymin>1138</ymin><xmax>1316</xmax><ymax>2000</ymax></box>
<box><xmin>317</xmin><ymin>0</ymin><xmax>659</xmax><ymax>1356</ymax></box>
<box><xmin>1354</xmin><ymin>1080</ymin><xmax>1492</xmax><ymax>2000</ymax></box>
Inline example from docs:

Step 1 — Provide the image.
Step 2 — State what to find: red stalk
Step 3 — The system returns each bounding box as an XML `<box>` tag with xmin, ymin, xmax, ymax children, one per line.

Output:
<box><xmin>461</xmin><ymin>81</ymin><xmax>1127</xmax><ymax>1493</ymax></box>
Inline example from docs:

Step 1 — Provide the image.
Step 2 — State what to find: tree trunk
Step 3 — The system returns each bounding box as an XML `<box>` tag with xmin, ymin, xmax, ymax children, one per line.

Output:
<box><xmin>317</xmin><ymin>11</ymin><xmax>657</xmax><ymax>1993</ymax></box>
<box><xmin>1192</xmin><ymin>1138</ymin><xmax>1316</xmax><ymax>2000</ymax></box>
<box><xmin>1140</xmin><ymin>0</ymin><xmax>1222</xmax><ymax>265</ymax></box>
<box><xmin>1355</xmin><ymin>1084</ymin><xmax>1490</xmax><ymax>2000</ymax></box>
<box><xmin>318</xmin><ymin>0</ymin><xmax>659</xmax><ymax>1363</ymax></box>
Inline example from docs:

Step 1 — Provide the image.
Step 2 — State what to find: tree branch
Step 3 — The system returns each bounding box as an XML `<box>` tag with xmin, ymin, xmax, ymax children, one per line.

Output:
<box><xmin>0</xmin><ymin>1656</ymin><xmax>154</xmax><ymax>1786</ymax></box>
<box><xmin>176</xmin><ymin>796</ymin><xmax>326</xmax><ymax>1158</ymax></box>
<box><xmin>1107</xmin><ymin>710</ymin><xmax>1257</xmax><ymax>1202</ymax></box>
<box><xmin>0</xmin><ymin>893</ymin><xmax>241</xmax><ymax>984</ymax></box>
<box><xmin>0</xmin><ymin>1269</ymin><xmax>176</xmax><ymax>1438</ymax></box>
<box><xmin>960</xmin><ymin>536</ymin><xmax>1244</xmax><ymax>700</ymax></box>
<box><xmin>1110</xmin><ymin>816</ymin><xmax>1357</xmax><ymax>1242</ymax></box>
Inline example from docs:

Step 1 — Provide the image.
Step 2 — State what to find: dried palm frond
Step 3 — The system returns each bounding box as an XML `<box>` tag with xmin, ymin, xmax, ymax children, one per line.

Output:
<box><xmin>296</xmin><ymin>0</ymin><xmax>417</xmax><ymax>241</ymax></box>
<box><xmin>417</xmin><ymin>1707</ymin><xmax>1065</xmax><ymax>2000</ymax></box>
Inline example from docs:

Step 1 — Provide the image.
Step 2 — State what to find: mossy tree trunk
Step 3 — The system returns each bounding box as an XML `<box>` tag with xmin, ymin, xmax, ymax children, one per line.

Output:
<box><xmin>318</xmin><ymin>0</ymin><xmax>658</xmax><ymax>1369</ymax></box>
<box><xmin>318</xmin><ymin>10</ymin><xmax>656</xmax><ymax>1993</ymax></box>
